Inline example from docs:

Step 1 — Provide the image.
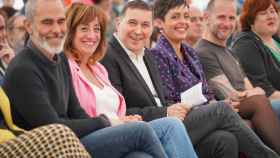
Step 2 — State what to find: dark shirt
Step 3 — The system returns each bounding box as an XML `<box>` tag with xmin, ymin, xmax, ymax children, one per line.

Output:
<box><xmin>150</xmin><ymin>35</ymin><xmax>213</xmax><ymax>103</ymax></box>
<box><xmin>195</xmin><ymin>39</ymin><xmax>245</xmax><ymax>91</ymax></box>
<box><xmin>2</xmin><ymin>41</ymin><xmax>110</xmax><ymax>138</ymax></box>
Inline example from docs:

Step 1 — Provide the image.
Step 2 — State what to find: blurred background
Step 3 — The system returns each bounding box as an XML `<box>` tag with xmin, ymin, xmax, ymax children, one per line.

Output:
<box><xmin>0</xmin><ymin>0</ymin><xmax>24</xmax><ymax>10</ymax></box>
<box><xmin>1</xmin><ymin>0</ymin><xmax>210</xmax><ymax>10</ymax></box>
<box><xmin>1</xmin><ymin>0</ymin><xmax>280</xmax><ymax>17</ymax></box>
<box><xmin>1</xmin><ymin>0</ymin><xmax>280</xmax><ymax>11</ymax></box>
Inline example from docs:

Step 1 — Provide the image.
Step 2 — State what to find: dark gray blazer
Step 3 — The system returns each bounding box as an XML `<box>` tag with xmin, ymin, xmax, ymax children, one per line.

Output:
<box><xmin>101</xmin><ymin>36</ymin><xmax>168</xmax><ymax>121</ymax></box>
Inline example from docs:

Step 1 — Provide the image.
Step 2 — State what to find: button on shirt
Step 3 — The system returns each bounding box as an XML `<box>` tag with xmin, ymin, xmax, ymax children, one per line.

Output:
<box><xmin>115</xmin><ymin>35</ymin><xmax>163</xmax><ymax>107</ymax></box>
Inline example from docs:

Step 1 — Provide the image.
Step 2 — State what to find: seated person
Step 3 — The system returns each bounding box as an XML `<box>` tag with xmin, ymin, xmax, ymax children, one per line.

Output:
<box><xmin>230</xmin><ymin>0</ymin><xmax>280</xmax><ymax>101</ymax></box>
<box><xmin>150</xmin><ymin>0</ymin><xmax>280</xmax><ymax>156</ymax></box>
<box><xmin>102</xmin><ymin>0</ymin><xmax>280</xmax><ymax>157</ymax></box>
<box><xmin>64</xmin><ymin>3</ymin><xmax>198</xmax><ymax>158</ymax></box>
<box><xmin>2</xmin><ymin>0</ymin><xmax>174</xmax><ymax>157</ymax></box>
<box><xmin>195</xmin><ymin>0</ymin><xmax>280</xmax><ymax>153</ymax></box>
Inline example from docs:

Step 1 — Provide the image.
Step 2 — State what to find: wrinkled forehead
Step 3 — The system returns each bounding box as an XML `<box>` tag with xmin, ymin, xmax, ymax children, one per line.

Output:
<box><xmin>33</xmin><ymin>0</ymin><xmax>65</xmax><ymax>21</ymax></box>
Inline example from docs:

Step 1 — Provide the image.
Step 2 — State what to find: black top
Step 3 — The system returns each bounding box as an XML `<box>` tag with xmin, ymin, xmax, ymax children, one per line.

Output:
<box><xmin>230</xmin><ymin>31</ymin><xmax>280</xmax><ymax>96</ymax></box>
<box><xmin>101</xmin><ymin>36</ymin><xmax>168</xmax><ymax>121</ymax></box>
<box><xmin>2</xmin><ymin>41</ymin><xmax>110</xmax><ymax>138</ymax></box>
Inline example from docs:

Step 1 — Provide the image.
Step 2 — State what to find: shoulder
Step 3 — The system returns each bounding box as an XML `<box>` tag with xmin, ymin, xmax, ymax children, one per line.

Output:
<box><xmin>94</xmin><ymin>62</ymin><xmax>108</xmax><ymax>76</ymax></box>
<box><xmin>232</xmin><ymin>31</ymin><xmax>259</xmax><ymax>48</ymax></box>
<box><xmin>4</xmin><ymin>52</ymin><xmax>43</xmax><ymax>87</ymax></box>
<box><xmin>231</xmin><ymin>32</ymin><xmax>265</xmax><ymax>56</ymax></box>
<box><xmin>195</xmin><ymin>41</ymin><xmax>217</xmax><ymax>59</ymax></box>
<box><xmin>103</xmin><ymin>41</ymin><xmax>122</xmax><ymax>62</ymax></box>
<box><xmin>149</xmin><ymin>46</ymin><xmax>170</xmax><ymax>63</ymax></box>
<box><xmin>7</xmin><ymin>49</ymin><xmax>39</xmax><ymax>75</ymax></box>
<box><xmin>183</xmin><ymin>43</ymin><xmax>201</xmax><ymax>61</ymax></box>
<box><xmin>195</xmin><ymin>40</ymin><xmax>210</xmax><ymax>54</ymax></box>
<box><xmin>92</xmin><ymin>62</ymin><xmax>111</xmax><ymax>83</ymax></box>
<box><xmin>107</xmin><ymin>36</ymin><xmax>122</xmax><ymax>54</ymax></box>
<box><xmin>102</xmin><ymin>49</ymin><xmax>120</xmax><ymax>69</ymax></box>
<box><xmin>150</xmin><ymin>46</ymin><xmax>164</xmax><ymax>56</ymax></box>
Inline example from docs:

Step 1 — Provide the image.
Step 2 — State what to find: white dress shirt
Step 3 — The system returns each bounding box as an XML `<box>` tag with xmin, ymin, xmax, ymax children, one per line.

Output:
<box><xmin>115</xmin><ymin>34</ymin><xmax>163</xmax><ymax>107</ymax></box>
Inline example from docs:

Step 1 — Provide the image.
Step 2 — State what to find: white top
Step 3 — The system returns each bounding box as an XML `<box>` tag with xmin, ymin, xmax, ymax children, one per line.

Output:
<box><xmin>88</xmin><ymin>80</ymin><xmax>120</xmax><ymax>119</ymax></box>
<box><xmin>115</xmin><ymin>34</ymin><xmax>163</xmax><ymax>107</ymax></box>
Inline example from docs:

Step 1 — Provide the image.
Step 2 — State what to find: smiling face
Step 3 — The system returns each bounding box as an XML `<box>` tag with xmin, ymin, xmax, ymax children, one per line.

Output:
<box><xmin>73</xmin><ymin>18</ymin><xmax>101</xmax><ymax>59</ymax></box>
<box><xmin>206</xmin><ymin>0</ymin><xmax>236</xmax><ymax>44</ymax></box>
<box><xmin>26</xmin><ymin>0</ymin><xmax>66</xmax><ymax>56</ymax></box>
<box><xmin>251</xmin><ymin>4</ymin><xmax>279</xmax><ymax>37</ymax></box>
<box><xmin>116</xmin><ymin>8</ymin><xmax>153</xmax><ymax>54</ymax></box>
<box><xmin>157</xmin><ymin>5</ymin><xmax>190</xmax><ymax>44</ymax></box>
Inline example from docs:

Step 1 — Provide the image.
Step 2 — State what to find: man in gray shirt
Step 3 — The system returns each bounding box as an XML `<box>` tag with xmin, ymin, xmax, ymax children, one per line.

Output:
<box><xmin>195</xmin><ymin>0</ymin><xmax>280</xmax><ymax>153</ymax></box>
<box><xmin>195</xmin><ymin>0</ymin><xmax>267</xmax><ymax>100</ymax></box>
<box><xmin>195</xmin><ymin>38</ymin><xmax>246</xmax><ymax>99</ymax></box>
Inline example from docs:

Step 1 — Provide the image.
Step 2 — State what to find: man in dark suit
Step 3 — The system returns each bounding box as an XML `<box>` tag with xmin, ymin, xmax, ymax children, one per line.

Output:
<box><xmin>101</xmin><ymin>0</ymin><xmax>279</xmax><ymax>157</ymax></box>
<box><xmin>102</xmin><ymin>0</ymin><xmax>190</xmax><ymax>122</ymax></box>
<box><xmin>102</xmin><ymin>36</ymin><xmax>171</xmax><ymax>121</ymax></box>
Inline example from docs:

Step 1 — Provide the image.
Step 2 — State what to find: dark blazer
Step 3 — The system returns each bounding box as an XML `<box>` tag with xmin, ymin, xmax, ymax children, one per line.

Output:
<box><xmin>101</xmin><ymin>36</ymin><xmax>168</xmax><ymax>121</ymax></box>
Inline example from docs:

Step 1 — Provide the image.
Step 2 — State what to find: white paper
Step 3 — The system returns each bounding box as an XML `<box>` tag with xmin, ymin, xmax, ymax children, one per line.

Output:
<box><xmin>180</xmin><ymin>82</ymin><xmax>207</xmax><ymax>108</ymax></box>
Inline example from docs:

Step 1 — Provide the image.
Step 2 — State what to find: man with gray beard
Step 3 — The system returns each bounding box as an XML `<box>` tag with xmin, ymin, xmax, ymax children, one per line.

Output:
<box><xmin>2</xmin><ymin>1</ymin><xmax>174</xmax><ymax>157</ymax></box>
<box><xmin>2</xmin><ymin>0</ymin><xmax>107</xmax><ymax>135</ymax></box>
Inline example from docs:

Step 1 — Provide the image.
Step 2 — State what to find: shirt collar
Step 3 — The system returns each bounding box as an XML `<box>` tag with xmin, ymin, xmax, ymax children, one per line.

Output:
<box><xmin>114</xmin><ymin>34</ymin><xmax>145</xmax><ymax>61</ymax></box>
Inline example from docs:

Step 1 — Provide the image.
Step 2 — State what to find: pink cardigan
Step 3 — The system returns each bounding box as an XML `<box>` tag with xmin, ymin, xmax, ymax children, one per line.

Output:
<box><xmin>68</xmin><ymin>59</ymin><xmax>126</xmax><ymax>117</ymax></box>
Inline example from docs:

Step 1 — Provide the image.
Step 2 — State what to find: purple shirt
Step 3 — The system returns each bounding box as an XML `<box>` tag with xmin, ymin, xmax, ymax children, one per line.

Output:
<box><xmin>150</xmin><ymin>35</ymin><xmax>213</xmax><ymax>103</ymax></box>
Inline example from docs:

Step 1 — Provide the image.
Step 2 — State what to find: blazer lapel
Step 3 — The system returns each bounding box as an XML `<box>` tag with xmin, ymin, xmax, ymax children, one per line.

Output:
<box><xmin>144</xmin><ymin>51</ymin><xmax>167</xmax><ymax>106</ymax></box>
<box><xmin>109</xmin><ymin>37</ymin><xmax>158</xmax><ymax>106</ymax></box>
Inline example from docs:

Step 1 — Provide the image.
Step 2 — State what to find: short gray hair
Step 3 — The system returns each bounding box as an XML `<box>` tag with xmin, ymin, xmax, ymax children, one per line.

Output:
<box><xmin>25</xmin><ymin>0</ymin><xmax>64</xmax><ymax>21</ymax></box>
<box><xmin>25</xmin><ymin>0</ymin><xmax>37</xmax><ymax>21</ymax></box>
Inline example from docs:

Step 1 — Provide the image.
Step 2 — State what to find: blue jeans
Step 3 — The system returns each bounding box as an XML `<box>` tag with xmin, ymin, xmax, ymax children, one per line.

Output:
<box><xmin>271</xmin><ymin>99</ymin><xmax>280</xmax><ymax>120</ymax></box>
<box><xmin>149</xmin><ymin>117</ymin><xmax>197</xmax><ymax>158</ymax></box>
<box><xmin>80</xmin><ymin>122</ymin><xmax>167</xmax><ymax>158</ymax></box>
